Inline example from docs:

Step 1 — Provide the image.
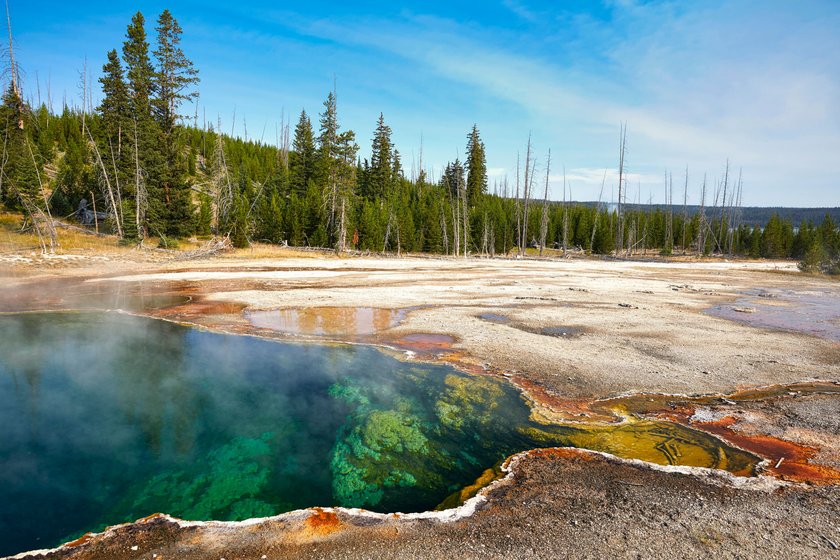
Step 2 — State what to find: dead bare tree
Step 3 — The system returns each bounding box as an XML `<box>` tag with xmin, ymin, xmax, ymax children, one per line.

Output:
<box><xmin>214</xmin><ymin>116</ymin><xmax>234</xmax><ymax>233</ymax></box>
<box><xmin>0</xmin><ymin>115</ymin><xmax>10</xmax><ymax>200</ymax></box>
<box><xmin>86</xmin><ymin>128</ymin><xmax>123</xmax><ymax>238</ymax></box>
<box><xmin>681</xmin><ymin>166</ymin><xmax>688</xmax><ymax>254</ymax></box>
<box><xmin>521</xmin><ymin>135</ymin><xmax>533</xmax><ymax>255</ymax></box>
<box><xmin>440</xmin><ymin>204</ymin><xmax>449</xmax><ymax>255</ymax></box>
<box><xmin>489</xmin><ymin>221</ymin><xmax>496</xmax><ymax>257</ymax></box>
<box><xmin>590</xmin><ymin>169</ymin><xmax>607</xmax><ymax>253</ymax></box>
<box><xmin>539</xmin><ymin>149</ymin><xmax>551</xmax><ymax>257</ymax></box>
<box><xmin>562</xmin><ymin>166</ymin><xmax>569</xmax><ymax>255</ymax></box>
<box><xmin>448</xmin><ymin>175</ymin><xmax>460</xmax><ymax>257</ymax></box>
<box><xmin>729</xmin><ymin>168</ymin><xmax>743</xmax><ymax>256</ymax></box>
<box><xmin>108</xmin><ymin>138</ymin><xmax>123</xmax><ymax>221</ymax></box>
<box><xmin>21</xmin><ymin>138</ymin><xmax>57</xmax><ymax>253</ymax></box>
<box><xmin>717</xmin><ymin>159</ymin><xmax>730</xmax><ymax>254</ymax></box>
<box><xmin>20</xmin><ymin>196</ymin><xmax>56</xmax><ymax>253</ymax></box>
<box><xmin>514</xmin><ymin>152</ymin><xmax>521</xmax><ymax>255</ymax></box>
<box><xmin>615</xmin><ymin>123</ymin><xmax>627</xmax><ymax>255</ymax></box>
<box><xmin>336</xmin><ymin>196</ymin><xmax>347</xmax><ymax>253</ymax></box>
<box><xmin>665</xmin><ymin>171</ymin><xmax>673</xmax><ymax>254</ymax></box>
<box><xmin>481</xmin><ymin>211</ymin><xmax>490</xmax><ymax>257</ymax></box>
<box><xmin>133</xmin><ymin>117</ymin><xmax>146</xmax><ymax>239</ymax></box>
<box><xmin>460</xmin><ymin>168</ymin><xmax>468</xmax><ymax>258</ymax></box>
<box><xmin>79</xmin><ymin>57</ymin><xmax>88</xmax><ymax>140</ymax></box>
<box><xmin>697</xmin><ymin>173</ymin><xmax>707</xmax><ymax>256</ymax></box>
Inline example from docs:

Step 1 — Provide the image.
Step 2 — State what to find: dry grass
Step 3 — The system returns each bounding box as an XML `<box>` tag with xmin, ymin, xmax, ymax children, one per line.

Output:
<box><xmin>1</xmin><ymin>211</ymin><xmax>122</xmax><ymax>253</ymax></box>
<box><xmin>0</xmin><ymin>212</ymin><xmax>333</xmax><ymax>267</ymax></box>
<box><xmin>221</xmin><ymin>242</ymin><xmax>338</xmax><ymax>260</ymax></box>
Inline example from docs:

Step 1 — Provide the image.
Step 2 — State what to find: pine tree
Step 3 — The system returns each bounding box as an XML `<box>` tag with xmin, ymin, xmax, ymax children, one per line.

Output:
<box><xmin>197</xmin><ymin>193</ymin><xmax>212</xmax><ymax>236</ymax></box>
<box><xmin>367</xmin><ymin>113</ymin><xmax>392</xmax><ymax>200</ymax></box>
<box><xmin>151</xmin><ymin>9</ymin><xmax>200</xmax><ymax>237</ymax></box>
<box><xmin>153</xmin><ymin>10</ymin><xmax>199</xmax><ymax>132</ymax></box>
<box><xmin>122</xmin><ymin>11</ymin><xmax>158</xmax><ymax>237</ymax></box>
<box><xmin>289</xmin><ymin>110</ymin><xmax>315</xmax><ymax>195</ymax></box>
<box><xmin>465</xmin><ymin>124</ymin><xmax>487</xmax><ymax>207</ymax></box>
<box><xmin>98</xmin><ymin>48</ymin><xmax>134</xmax><ymax>238</ymax></box>
<box><xmin>316</xmin><ymin>91</ymin><xmax>341</xmax><ymax>242</ymax></box>
<box><xmin>334</xmin><ymin>129</ymin><xmax>359</xmax><ymax>251</ymax></box>
<box><xmin>392</xmin><ymin>149</ymin><xmax>402</xmax><ymax>183</ymax></box>
<box><xmin>98</xmin><ymin>50</ymin><xmax>130</xmax><ymax>158</ymax></box>
<box><xmin>0</xmin><ymin>85</ymin><xmax>38</xmax><ymax>208</ymax></box>
<box><xmin>124</xmin><ymin>13</ymin><xmax>154</xmax><ymax>119</ymax></box>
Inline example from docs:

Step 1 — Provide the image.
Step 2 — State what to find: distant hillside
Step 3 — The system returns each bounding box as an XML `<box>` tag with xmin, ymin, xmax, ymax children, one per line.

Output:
<box><xmin>571</xmin><ymin>203</ymin><xmax>840</xmax><ymax>228</ymax></box>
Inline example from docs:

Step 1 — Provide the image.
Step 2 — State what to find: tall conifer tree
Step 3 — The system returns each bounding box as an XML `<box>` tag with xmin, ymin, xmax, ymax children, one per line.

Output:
<box><xmin>98</xmin><ymin>50</ymin><xmax>131</xmax><ymax>185</ymax></box>
<box><xmin>122</xmin><ymin>11</ymin><xmax>158</xmax><ymax>237</ymax></box>
<box><xmin>367</xmin><ymin>113</ymin><xmax>392</xmax><ymax>200</ymax></box>
<box><xmin>289</xmin><ymin>110</ymin><xmax>315</xmax><ymax>195</ymax></box>
<box><xmin>466</xmin><ymin>124</ymin><xmax>487</xmax><ymax>207</ymax></box>
<box><xmin>151</xmin><ymin>9</ymin><xmax>199</xmax><ymax>237</ymax></box>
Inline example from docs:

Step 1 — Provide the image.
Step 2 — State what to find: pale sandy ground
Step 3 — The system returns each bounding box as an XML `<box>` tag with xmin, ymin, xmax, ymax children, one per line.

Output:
<box><xmin>97</xmin><ymin>256</ymin><xmax>839</xmax><ymax>398</ymax></box>
<box><xmin>4</xmin><ymin>253</ymin><xmax>840</xmax><ymax>559</ymax></box>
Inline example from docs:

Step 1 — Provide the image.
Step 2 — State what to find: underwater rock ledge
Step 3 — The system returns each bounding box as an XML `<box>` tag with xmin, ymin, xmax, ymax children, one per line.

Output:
<box><xmin>6</xmin><ymin>446</ymin><xmax>788</xmax><ymax>560</ymax></box>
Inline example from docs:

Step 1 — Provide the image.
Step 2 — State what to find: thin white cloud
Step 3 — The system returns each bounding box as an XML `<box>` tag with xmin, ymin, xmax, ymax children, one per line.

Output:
<box><xmin>502</xmin><ymin>0</ymin><xmax>539</xmax><ymax>23</ymax></box>
<box><xmin>188</xmin><ymin>3</ymin><xmax>840</xmax><ymax>204</ymax></box>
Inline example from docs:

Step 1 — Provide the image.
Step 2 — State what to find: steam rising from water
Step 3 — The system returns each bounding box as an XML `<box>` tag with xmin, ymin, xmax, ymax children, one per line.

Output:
<box><xmin>0</xmin><ymin>312</ymin><xmax>760</xmax><ymax>557</ymax></box>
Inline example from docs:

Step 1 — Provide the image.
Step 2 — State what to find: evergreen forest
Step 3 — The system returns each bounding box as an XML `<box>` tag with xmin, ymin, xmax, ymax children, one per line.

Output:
<box><xmin>2</xmin><ymin>10</ymin><xmax>838</xmax><ymax>274</ymax></box>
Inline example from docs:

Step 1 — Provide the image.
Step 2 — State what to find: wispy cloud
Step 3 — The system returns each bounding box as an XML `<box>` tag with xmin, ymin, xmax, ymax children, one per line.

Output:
<box><xmin>14</xmin><ymin>1</ymin><xmax>839</xmax><ymax>205</ymax></box>
<box><xmin>290</xmin><ymin>2</ymin><xmax>840</xmax><ymax>204</ymax></box>
<box><xmin>502</xmin><ymin>0</ymin><xmax>539</xmax><ymax>23</ymax></box>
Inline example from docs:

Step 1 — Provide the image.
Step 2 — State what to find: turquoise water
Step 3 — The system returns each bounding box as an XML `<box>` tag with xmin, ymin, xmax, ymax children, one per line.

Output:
<box><xmin>0</xmin><ymin>312</ymin><xmax>554</xmax><ymax>556</ymax></box>
<box><xmin>0</xmin><ymin>312</ymin><xmax>760</xmax><ymax>556</ymax></box>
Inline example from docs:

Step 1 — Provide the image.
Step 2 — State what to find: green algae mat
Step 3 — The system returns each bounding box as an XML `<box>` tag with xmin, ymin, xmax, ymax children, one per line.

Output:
<box><xmin>0</xmin><ymin>312</ymin><xmax>757</xmax><ymax>556</ymax></box>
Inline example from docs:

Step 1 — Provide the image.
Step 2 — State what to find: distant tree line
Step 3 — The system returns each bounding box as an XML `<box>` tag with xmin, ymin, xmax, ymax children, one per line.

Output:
<box><xmin>0</xmin><ymin>10</ymin><xmax>837</xmax><ymax>273</ymax></box>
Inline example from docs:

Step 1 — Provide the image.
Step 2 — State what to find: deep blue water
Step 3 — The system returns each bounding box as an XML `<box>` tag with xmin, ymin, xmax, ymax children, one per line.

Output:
<box><xmin>0</xmin><ymin>312</ymin><xmax>759</xmax><ymax>557</ymax></box>
<box><xmin>0</xmin><ymin>312</ymin><xmax>548</xmax><ymax>556</ymax></box>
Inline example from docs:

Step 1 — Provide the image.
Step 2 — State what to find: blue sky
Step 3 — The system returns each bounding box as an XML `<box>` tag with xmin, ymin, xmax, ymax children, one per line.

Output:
<box><xmin>8</xmin><ymin>0</ymin><xmax>840</xmax><ymax>206</ymax></box>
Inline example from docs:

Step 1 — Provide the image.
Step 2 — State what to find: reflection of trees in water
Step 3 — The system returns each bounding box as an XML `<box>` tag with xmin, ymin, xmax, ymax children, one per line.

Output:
<box><xmin>0</xmin><ymin>314</ymin><xmax>50</xmax><ymax>439</ymax></box>
<box><xmin>109</xmin><ymin>317</ymin><xmax>197</xmax><ymax>457</ymax></box>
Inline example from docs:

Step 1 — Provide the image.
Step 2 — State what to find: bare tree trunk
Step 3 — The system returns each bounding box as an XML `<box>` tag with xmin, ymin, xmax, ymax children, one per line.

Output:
<box><xmin>80</xmin><ymin>57</ymin><xmax>87</xmax><ymax>139</ymax></box>
<box><xmin>215</xmin><ymin>117</ymin><xmax>234</xmax><ymax>233</ymax></box>
<box><xmin>383</xmin><ymin>210</ymin><xmax>393</xmax><ymax>253</ymax></box>
<box><xmin>665</xmin><ymin>171</ymin><xmax>673</xmax><ymax>254</ymax></box>
<box><xmin>616</xmin><ymin>123</ymin><xmax>627</xmax><ymax>255</ymax></box>
<box><xmin>730</xmin><ymin>168</ymin><xmax>743</xmax><ymax>256</ymax></box>
<box><xmin>440</xmin><ymin>205</ymin><xmax>449</xmax><ymax>255</ymax></box>
<box><xmin>337</xmin><ymin>196</ymin><xmax>347</xmax><ymax>253</ymax></box>
<box><xmin>450</xmin><ymin>186</ymin><xmax>460</xmax><ymax>257</ymax></box>
<box><xmin>5</xmin><ymin>0</ymin><xmax>19</xmax><ymax>99</ymax></box>
<box><xmin>460</xmin><ymin>171</ymin><xmax>468</xmax><ymax>258</ymax></box>
<box><xmin>108</xmin><ymin>139</ymin><xmax>123</xmax><ymax>226</ymax></box>
<box><xmin>514</xmin><ymin>153</ymin><xmax>521</xmax><ymax>255</ymax></box>
<box><xmin>87</xmin><ymin>129</ymin><xmax>123</xmax><ymax>238</ymax></box>
<box><xmin>133</xmin><ymin>118</ymin><xmax>146</xmax><ymax>240</ymax></box>
<box><xmin>90</xmin><ymin>191</ymin><xmax>99</xmax><ymax>234</ymax></box>
<box><xmin>718</xmin><ymin>159</ymin><xmax>729</xmax><ymax>254</ymax></box>
<box><xmin>396</xmin><ymin>214</ymin><xmax>401</xmax><ymax>257</ymax></box>
<box><xmin>0</xmin><ymin>117</ymin><xmax>8</xmax><ymax>200</ymax></box>
<box><xmin>23</xmin><ymin>137</ymin><xmax>57</xmax><ymax>253</ymax></box>
<box><xmin>562</xmin><ymin>166</ymin><xmax>569</xmax><ymax>255</ymax></box>
<box><xmin>539</xmin><ymin>149</ymin><xmax>551</xmax><ymax>257</ymax></box>
<box><xmin>681</xmin><ymin>167</ymin><xmax>688</xmax><ymax>254</ymax></box>
<box><xmin>697</xmin><ymin>174</ymin><xmax>707</xmax><ymax>256</ymax></box>
<box><xmin>522</xmin><ymin>135</ymin><xmax>533</xmax><ymax>255</ymax></box>
<box><xmin>591</xmin><ymin>169</ymin><xmax>607</xmax><ymax>253</ymax></box>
